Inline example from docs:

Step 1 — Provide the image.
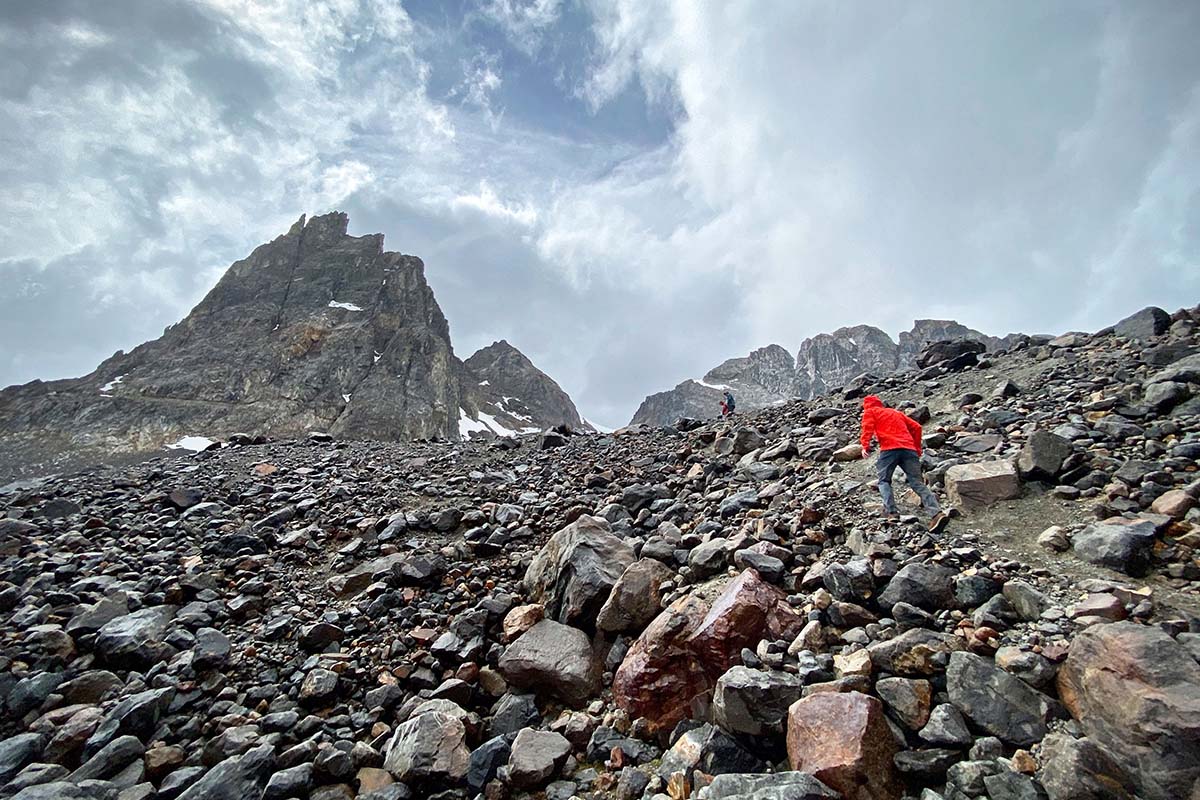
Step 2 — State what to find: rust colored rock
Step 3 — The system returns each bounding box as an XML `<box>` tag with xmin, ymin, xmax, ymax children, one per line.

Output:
<box><xmin>787</xmin><ymin>691</ymin><xmax>903</xmax><ymax>800</ymax></box>
<box><xmin>613</xmin><ymin>569</ymin><xmax>804</xmax><ymax>733</ymax></box>
<box><xmin>1057</xmin><ymin>621</ymin><xmax>1200</xmax><ymax>800</ymax></box>
<box><xmin>687</xmin><ymin>569</ymin><xmax>805</xmax><ymax>674</ymax></box>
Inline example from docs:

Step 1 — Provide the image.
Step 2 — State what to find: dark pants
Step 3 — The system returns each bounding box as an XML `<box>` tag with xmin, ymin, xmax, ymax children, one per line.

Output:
<box><xmin>876</xmin><ymin>448</ymin><xmax>940</xmax><ymax>516</ymax></box>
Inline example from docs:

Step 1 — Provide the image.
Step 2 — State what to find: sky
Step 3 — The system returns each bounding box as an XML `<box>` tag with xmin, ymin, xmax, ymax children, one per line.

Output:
<box><xmin>1</xmin><ymin>1</ymin><xmax>1198</xmax><ymax>429</ymax></box>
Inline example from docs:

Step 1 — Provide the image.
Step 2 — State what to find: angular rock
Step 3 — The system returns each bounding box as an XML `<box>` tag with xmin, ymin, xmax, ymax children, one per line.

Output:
<box><xmin>1056</xmin><ymin>621</ymin><xmax>1200</xmax><ymax>800</ymax></box>
<box><xmin>597</xmin><ymin>558</ymin><xmax>674</xmax><ymax>633</ymax></box>
<box><xmin>94</xmin><ymin>606</ymin><xmax>177</xmax><ymax>669</ymax></box>
<box><xmin>700</xmin><ymin>772</ymin><xmax>838</xmax><ymax>800</ymax></box>
<box><xmin>177</xmin><ymin>742</ymin><xmax>275</xmax><ymax>800</ymax></box>
<box><xmin>1017</xmin><ymin>431</ymin><xmax>1072</xmax><ymax>481</ymax></box>
<box><xmin>948</xmin><ymin>651</ymin><xmax>1058</xmax><ymax>747</ymax></box>
<box><xmin>506</xmin><ymin>728</ymin><xmax>570</xmax><ymax>789</ymax></box>
<box><xmin>1071</xmin><ymin>519</ymin><xmax>1157</xmax><ymax>576</ymax></box>
<box><xmin>523</xmin><ymin>515</ymin><xmax>635</xmax><ymax>628</ymax></box>
<box><xmin>383</xmin><ymin>710</ymin><xmax>469</xmax><ymax>785</ymax></box>
<box><xmin>945</xmin><ymin>461</ymin><xmax>1021</xmax><ymax>511</ymax></box>
<box><xmin>1038</xmin><ymin>732</ymin><xmax>1132</xmax><ymax>800</ymax></box>
<box><xmin>713</xmin><ymin>666</ymin><xmax>805</xmax><ymax>736</ymax></box>
<box><xmin>497</xmin><ymin>620</ymin><xmax>600</xmax><ymax>707</ymax></box>
<box><xmin>786</xmin><ymin>691</ymin><xmax>902</xmax><ymax>800</ymax></box>
<box><xmin>878</xmin><ymin>563</ymin><xmax>956</xmax><ymax>611</ymax></box>
<box><xmin>1114</xmin><ymin>306</ymin><xmax>1170</xmax><ymax>341</ymax></box>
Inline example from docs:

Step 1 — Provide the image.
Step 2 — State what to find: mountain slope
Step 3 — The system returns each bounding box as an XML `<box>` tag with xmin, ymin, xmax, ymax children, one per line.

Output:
<box><xmin>0</xmin><ymin>213</ymin><xmax>583</xmax><ymax>476</ymax></box>
<box><xmin>459</xmin><ymin>340</ymin><xmax>590</xmax><ymax>437</ymax></box>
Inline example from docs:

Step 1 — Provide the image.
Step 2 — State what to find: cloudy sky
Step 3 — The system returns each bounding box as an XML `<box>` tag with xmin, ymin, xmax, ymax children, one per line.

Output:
<box><xmin>2</xmin><ymin>1</ymin><xmax>1198</xmax><ymax>428</ymax></box>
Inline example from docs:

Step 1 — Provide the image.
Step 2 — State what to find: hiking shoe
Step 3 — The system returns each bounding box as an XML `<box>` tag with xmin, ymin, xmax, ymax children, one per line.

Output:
<box><xmin>928</xmin><ymin>512</ymin><xmax>949</xmax><ymax>534</ymax></box>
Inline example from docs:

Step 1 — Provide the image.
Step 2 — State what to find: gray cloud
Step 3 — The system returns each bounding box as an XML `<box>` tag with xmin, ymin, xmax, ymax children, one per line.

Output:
<box><xmin>1</xmin><ymin>1</ymin><xmax>1198</xmax><ymax>430</ymax></box>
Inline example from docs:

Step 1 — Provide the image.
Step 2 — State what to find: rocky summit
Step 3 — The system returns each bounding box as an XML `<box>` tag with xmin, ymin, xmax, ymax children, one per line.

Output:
<box><xmin>1</xmin><ymin>300</ymin><xmax>1200</xmax><ymax>800</ymax></box>
<box><xmin>0</xmin><ymin>213</ymin><xmax>586</xmax><ymax>482</ymax></box>
<box><xmin>631</xmin><ymin>320</ymin><xmax>1023</xmax><ymax>427</ymax></box>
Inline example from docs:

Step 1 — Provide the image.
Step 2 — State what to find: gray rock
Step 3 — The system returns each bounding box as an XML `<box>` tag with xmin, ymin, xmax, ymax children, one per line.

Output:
<box><xmin>1072</xmin><ymin>519</ymin><xmax>1157</xmax><ymax>575</ymax></box>
<box><xmin>597</xmin><ymin>558</ymin><xmax>674</xmax><ymax>633</ymax></box>
<box><xmin>712</xmin><ymin>666</ymin><xmax>804</xmax><ymax>736</ymax></box>
<box><xmin>70</xmin><ymin>736</ymin><xmax>144</xmax><ymax>783</ymax></box>
<box><xmin>878</xmin><ymin>563</ymin><xmax>956</xmax><ymax>611</ymax></box>
<box><xmin>947</xmin><ymin>652</ymin><xmax>1058</xmax><ymax>746</ymax></box>
<box><xmin>1017</xmin><ymin>431</ymin><xmax>1072</xmax><ymax>480</ymax></box>
<box><xmin>176</xmin><ymin>743</ymin><xmax>275</xmax><ymax>800</ymax></box>
<box><xmin>698</xmin><ymin>772</ymin><xmax>839</xmax><ymax>799</ymax></box>
<box><xmin>506</xmin><ymin>728</ymin><xmax>571</xmax><ymax>789</ymax></box>
<box><xmin>945</xmin><ymin>461</ymin><xmax>1021</xmax><ymax>511</ymax></box>
<box><xmin>1038</xmin><ymin>733</ymin><xmax>1132</xmax><ymax>800</ymax></box>
<box><xmin>1114</xmin><ymin>306</ymin><xmax>1171</xmax><ymax>341</ymax></box>
<box><xmin>523</xmin><ymin>515</ymin><xmax>635</xmax><ymax>628</ymax></box>
<box><xmin>498</xmin><ymin>620</ymin><xmax>600</xmax><ymax>707</ymax></box>
<box><xmin>0</xmin><ymin>734</ymin><xmax>45</xmax><ymax>785</ymax></box>
<box><xmin>383</xmin><ymin>710</ymin><xmax>469</xmax><ymax>784</ymax></box>
<box><xmin>466</xmin><ymin>736</ymin><xmax>511</xmax><ymax>793</ymax></box>
<box><xmin>918</xmin><ymin>704</ymin><xmax>973</xmax><ymax>748</ymax></box>
<box><xmin>94</xmin><ymin>606</ymin><xmax>177</xmax><ymax>669</ymax></box>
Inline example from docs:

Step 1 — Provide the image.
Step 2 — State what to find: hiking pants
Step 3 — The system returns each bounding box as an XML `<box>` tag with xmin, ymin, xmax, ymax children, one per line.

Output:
<box><xmin>876</xmin><ymin>448</ymin><xmax>940</xmax><ymax>516</ymax></box>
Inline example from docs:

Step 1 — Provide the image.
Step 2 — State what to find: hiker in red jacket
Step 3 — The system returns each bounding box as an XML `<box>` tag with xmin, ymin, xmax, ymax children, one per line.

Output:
<box><xmin>860</xmin><ymin>395</ymin><xmax>949</xmax><ymax>532</ymax></box>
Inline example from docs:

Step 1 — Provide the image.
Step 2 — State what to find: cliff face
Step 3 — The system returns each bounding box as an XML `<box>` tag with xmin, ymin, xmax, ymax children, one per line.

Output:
<box><xmin>0</xmin><ymin>213</ymin><xmax>583</xmax><ymax>475</ymax></box>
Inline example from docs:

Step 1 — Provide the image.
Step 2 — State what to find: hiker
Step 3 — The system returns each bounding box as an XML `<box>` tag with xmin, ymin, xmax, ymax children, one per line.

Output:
<box><xmin>723</xmin><ymin>390</ymin><xmax>736</xmax><ymax>417</ymax></box>
<box><xmin>719</xmin><ymin>400</ymin><xmax>729</xmax><ymax>417</ymax></box>
<box><xmin>859</xmin><ymin>394</ymin><xmax>948</xmax><ymax>532</ymax></box>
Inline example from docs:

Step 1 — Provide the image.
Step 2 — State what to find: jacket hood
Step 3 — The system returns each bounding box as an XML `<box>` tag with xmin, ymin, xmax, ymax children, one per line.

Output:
<box><xmin>863</xmin><ymin>395</ymin><xmax>883</xmax><ymax>409</ymax></box>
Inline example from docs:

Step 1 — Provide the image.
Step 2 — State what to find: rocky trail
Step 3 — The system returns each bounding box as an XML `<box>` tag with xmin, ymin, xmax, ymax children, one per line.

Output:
<box><xmin>2</xmin><ymin>305</ymin><xmax>1199</xmax><ymax>800</ymax></box>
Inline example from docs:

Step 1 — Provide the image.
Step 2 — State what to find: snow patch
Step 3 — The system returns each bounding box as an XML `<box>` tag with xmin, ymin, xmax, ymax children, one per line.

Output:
<box><xmin>585</xmin><ymin>418</ymin><xmax>616</xmax><ymax>433</ymax></box>
<box><xmin>99</xmin><ymin>375</ymin><xmax>125</xmax><ymax>394</ymax></box>
<box><xmin>478</xmin><ymin>380</ymin><xmax>490</xmax><ymax>386</ymax></box>
<box><xmin>167</xmin><ymin>436</ymin><xmax>216</xmax><ymax>452</ymax></box>
<box><xmin>458</xmin><ymin>408</ymin><xmax>491</xmax><ymax>437</ymax></box>
<box><xmin>328</xmin><ymin>301</ymin><xmax>364</xmax><ymax>312</ymax></box>
<box><xmin>694</xmin><ymin>378</ymin><xmax>731</xmax><ymax>391</ymax></box>
<box><xmin>373</xmin><ymin>351</ymin><xmax>382</xmax><ymax>363</ymax></box>
<box><xmin>342</xmin><ymin>394</ymin><xmax>351</xmax><ymax>403</ymax></box>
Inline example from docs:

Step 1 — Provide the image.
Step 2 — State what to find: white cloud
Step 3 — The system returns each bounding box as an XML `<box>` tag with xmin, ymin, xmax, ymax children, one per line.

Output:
<box><xmin>451</xmin><ymin>181</ymin><xmax>538</xmax><ymax>227</ymax></box>
<box><xmin>478</xmin><ymin>0</ymin><xmax>562</xmax><ymax>55</ymax></box>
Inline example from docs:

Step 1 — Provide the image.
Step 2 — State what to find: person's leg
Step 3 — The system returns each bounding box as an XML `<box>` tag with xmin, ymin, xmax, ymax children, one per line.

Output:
<box><xmin>876</xmin><ymin>449</ymin><xmax>901</xmax><ymax>515</ymax></box>
<box><xmin>898</xmin><ymin>450</ymin><xmax>940</xmax><ymax>515</ymax></box>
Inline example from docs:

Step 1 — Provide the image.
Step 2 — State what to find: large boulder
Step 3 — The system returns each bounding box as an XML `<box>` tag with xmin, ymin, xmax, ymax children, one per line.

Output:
<box><xmin>523</xmin><ymin>515</ymin><xmax>635</xmax><ymax>629</ymax></box>
<box><xmin>597</xmin><ymin>558</ymin><xmax>675</xmax><ymax>633</ymax></box>
<box><xmin>877</xmin><ymin>563</ymin><xmax>956</xmax><ymax>611</ymax></box>
<box><xmin>383</xmin><ymin>708</ymin><xmax>470</xmax><ymax>785</ymax></box>
<box><xmin>497</xmin><ymin>620</ymin><xmax>600</xmax><ymax>707</ymax></box>
<box><xmin>945</xmin><ymin>461</ymin><xmax>1021</xmax><ymax>511</ymax></box>
<box><xmin>1056</xmin><ymin>622</ymin><xmax>1200</xmax><ymax>800</ymax></box>
<box><xmin>1038</xmin><ymin>733</ymin><xmax>1132</xmax><ymax>800</ymax></box>
<box><xmin>917</xmin><ymin>339</ymin><xmax>986</xmax><ymax>369</ymax></box>
<box><xmin>947</xmin><ymin>651</ymin><xmax>1059</xmax><ymax>747</ymax></box>
<box><xmin>713</xmin><ymin>666</ymin><xmax>805</xmax><ymax>736</ymax></box>
<box><xmin>506</xmin><ymin>728</ymin><xmax>571</xmax><ymax>789</ymax></box>
<box><xmin>94</xmin><ymin>606</ymin><xmax>177</xmax><ymax>669</ymax></box>
<box><xmin>700</xmin><ymin>772</ymin><xmax>838</xmax><ymax>799</ymax></box>
<box><xmin>1071</xmin><ymin>519</ymin><xmax>1157</xmax><ymax>576</ymax></box>
<box><xmin>177</xmin><ymin>743</ymin><xmax>275</xmax><ymax>800</ymax></box>
<box><xmin>1114</xmin><ymin>306</ymin><xmax>1170</xmax><ymax>341</ymax></box>
<box><xmin>614</xmin><ymin>570</ymin><xmax>804</xmax><ymax>733</ymax></box>
<box><xmin>1017</xmin><ymin>431</ymin><xmax>1073</xmax><ymax>481</ymax></box>
<box><xmin>786</xmin><ymin>691</ymin><xmax>903</xmax><ymax>800</ymax></box>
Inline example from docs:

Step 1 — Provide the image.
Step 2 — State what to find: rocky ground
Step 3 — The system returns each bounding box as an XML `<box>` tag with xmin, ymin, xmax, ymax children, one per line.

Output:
<box><xmin>1</xmin><ymin>305</ymin><xmax>1199</xmax><ymax>800</ymax></box>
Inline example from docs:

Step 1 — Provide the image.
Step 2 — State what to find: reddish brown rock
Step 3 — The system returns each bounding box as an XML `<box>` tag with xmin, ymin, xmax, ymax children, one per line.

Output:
<box><xmin>1150</xmin><ymin>489</ymin><xmax>1196</xmax><ymax>520</ymax></box>
<box><xmin>613</xmin><ymin>569</ymin><xmax>804</xmax><ymax>733</ymax></box>
<box><xmin>1057</xmin><ymin>621</ymin><xmax>1200</xmax><ymax>800</ymax></box>
<box><xmin>787</xmin><ymin>691</ymin><xmax>903</xmax><ymax>800</ymax></box>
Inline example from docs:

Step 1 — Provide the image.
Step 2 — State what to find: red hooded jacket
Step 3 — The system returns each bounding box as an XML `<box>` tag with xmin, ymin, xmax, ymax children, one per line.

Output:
<box><xmin>860</xmin><ymin>395</ymin><xmax>923</xmax><ymax>455</ymax></box>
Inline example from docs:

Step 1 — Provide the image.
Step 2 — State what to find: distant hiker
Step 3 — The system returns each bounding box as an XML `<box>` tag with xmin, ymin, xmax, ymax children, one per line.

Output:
<box><xmin>859</xmin><ymin>395</ymin><xmax>948</xmax><ymax>532</ymax></box>
<box><xmin>719</xmin><ymin>400</ymin><xmax>729</xmax><ymax>417</ymax></box>
<box><xmin>723</xmin><ymin>391</ymin><xmax>736</xmax><ymax>416</ymax></box>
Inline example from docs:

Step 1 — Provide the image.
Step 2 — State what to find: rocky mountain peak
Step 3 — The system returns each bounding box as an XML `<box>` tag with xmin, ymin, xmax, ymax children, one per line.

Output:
<box><xmin>0</xmin><ymin>213</ymin><xmax>585</xmax><ymax>476</ymax></box>
<box><xmin>461</xmin><ymin>340</ymin><xmax>588</xmax><ymax>436</ymax></box>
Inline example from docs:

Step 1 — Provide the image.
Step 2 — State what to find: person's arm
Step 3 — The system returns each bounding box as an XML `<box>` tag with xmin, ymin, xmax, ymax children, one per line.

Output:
<box><xmin>860</xmin><ymin>409</ymin><xmax>876</xmax><ymax>457</ymax></box>
<box><xmin>905</xmin><ymin>415</ymin><xmax>923</xmax><ymax>456</ymax></box>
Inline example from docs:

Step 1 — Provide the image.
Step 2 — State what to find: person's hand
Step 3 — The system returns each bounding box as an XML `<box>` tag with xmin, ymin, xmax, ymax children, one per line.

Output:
<box><xmin>861</xmin><ymin>447</ymin><xmax>870</xmax><ymax>460</ymax></box>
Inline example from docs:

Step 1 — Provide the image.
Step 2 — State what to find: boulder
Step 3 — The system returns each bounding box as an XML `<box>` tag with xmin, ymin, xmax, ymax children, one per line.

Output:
<box><xmin>1038</xmin><ymin>732</ymin><xmax>1132</xmax><ymax>800</ymax></box>
<box><xmin>1017</xmin><ymin>431</ymin><xmax>1072</xmax><ymax>480</ymax></box>
<box><xmin>659</xmin><ymin>723</ymin><xmax>765</xmax><ymax>784</ymax></box>
<box><xmin>786</xmin><ymin>691</ymin><xmax>903</xmax><ymax>800</ymax></box>
<box><xmin>506</xmin><ymin>728</ymin><xmax>570</xmax><ymax>789</ymax></box>
<box><xmin>948</xmin><ymin>651</ymin><xmax>1059</xmax><ymax>746</ymax></box>
<box><xmin>596</xmin><ymin>559</ymin><xmax>674</xmax><ymax>633</ymax></box>
<box><xmin>383</xmin><ymin>709</ymin><xmax>470</xmax><ymax>785</ymax></box>
<box><xmin>177</xmin><ymin>743</ymin><xmax>275</xmax><ymax>800</ymax></box>
<box><xmin>94</xmin><ymin>606</ymin><xmax>177</xmax><ymax>669</ymax></box>
<box><xmin>945</xmin><ymin>461</ymin><xmax>1021</xmax><ymax>511</ymax></box>
<box><xmin>713</xmin><ymin>666</ymin><xmax>805</xmax><ymax>736</ymax></box>
<box><xmin>0</xmin><ymin>734</ymin><xmax>45</xmax><ymax>785</ymax></box>
<box><xmin>874</xmin><ymin>677</ymin><xmax>932</xmax><ymax>730</ymax></box>
<box><xmin>1151</xmin><ymin>489</ymin><xmax>1196</xmax><ymax>520</ymax></box>
<box><xmin>614</xmin><ymin>570</ymin><xmax>804</xmax><ymax>733</ymax></box>
<box><xmin>497</xmin><ymin>620</ymin><xmax>600</xmax><ymax>707</ymax></box>
<box><xmin>866</xmin><ymin>628</ymin><xmax>964</xmax><ymax>676</ymax></box>
<box><xmin>917</xmin><ymin>340</ymin><xmax>986</xmax><ymax>369</ymax></box>
<box><xmin>1114</xmin><ymin>306</ymin><xmax>1170</xmax><ymax>341</ymax></box>
<box><xmin>1056</xmin><ymin>622</ymin><xmax>1200</xmax><ymax>800</ymax></box>
<box><xmin>877</xmin><ymin>563</ymin><xmax>956</xmax><ymax>611</ymax></box>
<box><xmin>523</xmin><ymin>515</ymin><xmax>635</xmax><ymax>628</ymax></box>
<box><xmin>1071</xmin><ymin>519</ymin><xmax>1157</xmax><ymax>576</ymax></box>
<box><xmin>699</xmin><ymin>772</ymin><xmax>838</xmax><ymax>800</ymax></box>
